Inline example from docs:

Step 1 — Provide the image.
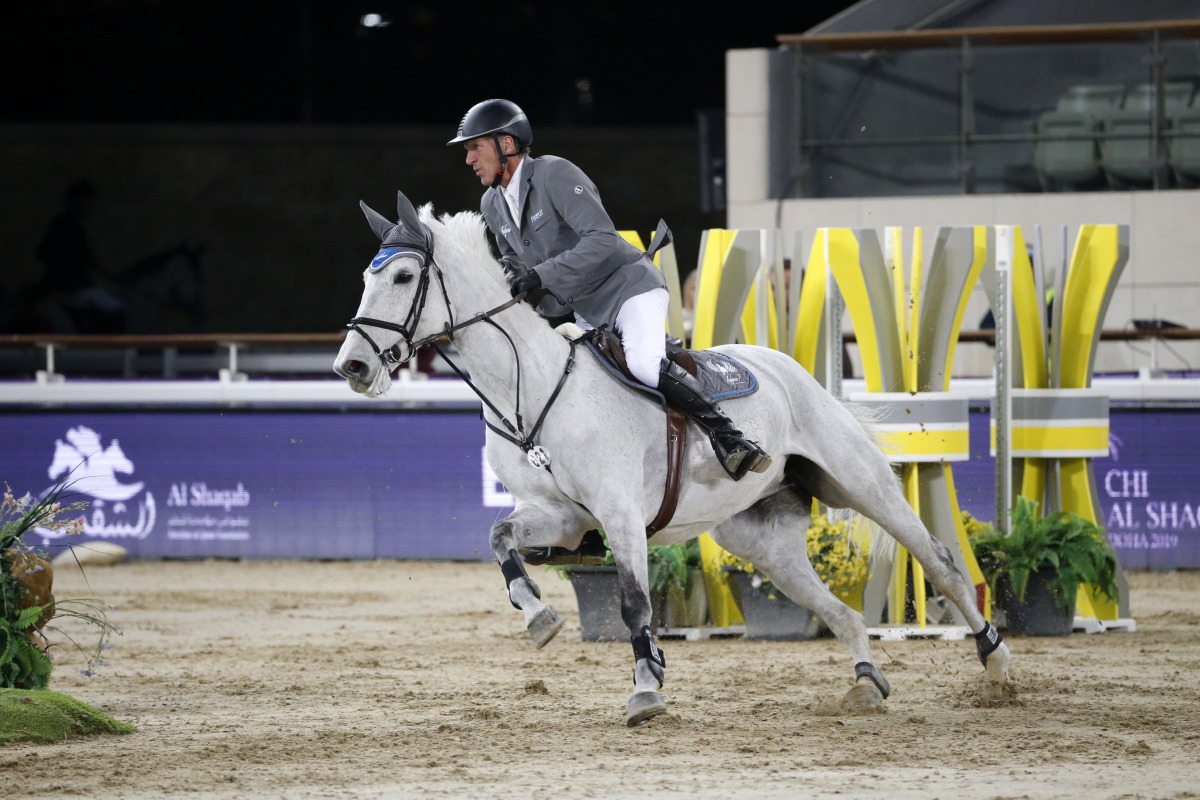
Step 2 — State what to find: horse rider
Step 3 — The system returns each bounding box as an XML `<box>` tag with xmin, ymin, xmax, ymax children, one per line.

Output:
<box><xmin>448</xmin><ymin>98</ymin><xmax>771</xmax><ymax>480</ymax></box>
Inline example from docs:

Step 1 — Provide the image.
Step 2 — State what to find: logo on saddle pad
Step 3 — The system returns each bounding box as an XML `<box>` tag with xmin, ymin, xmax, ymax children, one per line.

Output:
<box><xmin>687</xmin><ymin>352</ymin><xmax>758</xmax><ymax>400</ymax></box>
<box><xmin>708</xmin><ymin>360</ymin><xmax>742</xmax><ymax>383</ymax></box>
<box><xmin>583</xmin><ymin>337</ymin><xmax>758</xmax><ymax>403</ymax></box>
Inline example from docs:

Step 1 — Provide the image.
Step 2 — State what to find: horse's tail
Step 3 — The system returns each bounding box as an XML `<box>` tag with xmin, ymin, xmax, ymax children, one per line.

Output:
<box><xmin>838</xmin><ymin>395</ymin><xmax>889</xmax><ymax>451</ymax></box>
<box><xmin>820</xmin><ymin>505</ymin><xmax>896</xmax><ymax>573</ymax></box>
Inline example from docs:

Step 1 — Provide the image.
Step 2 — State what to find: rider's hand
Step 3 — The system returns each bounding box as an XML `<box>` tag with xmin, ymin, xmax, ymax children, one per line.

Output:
<box><xmin>510</xmin><ymin>270</ymin><xmax>543</xmax><ymax>301</ymax></box>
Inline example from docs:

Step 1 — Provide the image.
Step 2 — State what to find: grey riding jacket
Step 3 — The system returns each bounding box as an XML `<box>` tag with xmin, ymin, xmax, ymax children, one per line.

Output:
<box><xmin>480</xmin><ymin>154</ymin><xmax>665</xmax><ymax>329</ymax></box>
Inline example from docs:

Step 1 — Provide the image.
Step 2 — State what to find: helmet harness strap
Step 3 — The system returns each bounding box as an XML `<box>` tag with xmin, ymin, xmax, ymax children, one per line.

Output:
<box><xmin>491</xmin><ymin>134</ymin><xmax>518</xmax><ymax>189</ymax></box>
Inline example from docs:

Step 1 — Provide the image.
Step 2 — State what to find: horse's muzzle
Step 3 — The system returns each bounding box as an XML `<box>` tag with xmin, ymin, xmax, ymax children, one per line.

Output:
<box><xmin>334</xmin><ymin>358</ymin><xmax>375</xmax><ymax>394</ymax></box>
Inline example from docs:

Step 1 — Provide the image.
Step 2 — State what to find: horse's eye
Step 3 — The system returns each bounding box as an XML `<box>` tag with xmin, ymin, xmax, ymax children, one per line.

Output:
<box><xmin>394</xmin><ymin>270</ymin><xmax>414</xmax><ymax>285</ymax></box>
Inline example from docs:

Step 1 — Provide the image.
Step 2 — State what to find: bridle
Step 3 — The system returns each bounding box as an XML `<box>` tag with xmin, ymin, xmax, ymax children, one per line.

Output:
<box><xmin>345</xmin><ymin>232</ymin><xmax>470</xmax><ymax>367</ymax></box>
<box><xmin>343</xmin><ymin>228</ymin><xmax>578</xmax><ymax>469</ymax></box>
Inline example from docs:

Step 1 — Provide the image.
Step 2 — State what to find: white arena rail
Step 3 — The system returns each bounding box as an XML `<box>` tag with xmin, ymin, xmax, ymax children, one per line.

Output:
<box><xmin>1</xmin><ymin>332</ymin><xmax>1198</xmax><ymax>408</ymax></box>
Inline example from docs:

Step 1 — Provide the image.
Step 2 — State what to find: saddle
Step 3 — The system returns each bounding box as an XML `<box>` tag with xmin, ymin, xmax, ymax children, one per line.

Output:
<box><xmin>521</xmin><ymin>326</ymin><xmax>759</xmax><ymax>566</ymax></box>
<box><xmin>589</xmin><ymin>327</ymin><xmax>757</xmax><ymax>404</ymax></box>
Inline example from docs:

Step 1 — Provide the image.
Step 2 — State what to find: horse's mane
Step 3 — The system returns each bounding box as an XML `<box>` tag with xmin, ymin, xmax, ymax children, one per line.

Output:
<box><xmin>417</xmin><ymin>202</ymin><xmax>507</xmax><ymax>286</ymax></box>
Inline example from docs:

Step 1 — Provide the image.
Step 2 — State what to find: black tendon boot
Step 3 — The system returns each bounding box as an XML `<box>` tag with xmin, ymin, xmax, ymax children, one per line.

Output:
<box><xmin>657</xmin><ymin>359</ymin><xmax>772</xmax><ymax>480</ymax></box>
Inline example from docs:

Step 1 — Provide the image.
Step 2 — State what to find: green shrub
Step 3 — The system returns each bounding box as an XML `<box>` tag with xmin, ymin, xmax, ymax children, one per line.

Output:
<box><xmin>969</xmin><ymin>496</ymin><xmax>1119</xmax><ymax>615</ymax></box>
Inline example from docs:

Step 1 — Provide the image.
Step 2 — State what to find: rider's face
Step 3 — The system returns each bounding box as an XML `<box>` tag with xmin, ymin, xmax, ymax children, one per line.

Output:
<box><xmin>463</xmin><ymin>135</ymin><xmax>513</xmax><ymax>187</ymax></box>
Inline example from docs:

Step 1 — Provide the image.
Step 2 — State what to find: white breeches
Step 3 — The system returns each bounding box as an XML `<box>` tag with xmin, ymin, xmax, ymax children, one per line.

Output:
<box><xmin>575</xmin><ymin>287</ymin><xmax>669</xmax><ymax>388</ymax></box>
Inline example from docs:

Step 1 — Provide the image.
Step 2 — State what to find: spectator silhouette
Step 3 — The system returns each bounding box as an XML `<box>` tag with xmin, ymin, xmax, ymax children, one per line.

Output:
<box><xmin>35</xmin><ymin>180</ymin><xmax>127</xmax><ymax>333</ymax></box>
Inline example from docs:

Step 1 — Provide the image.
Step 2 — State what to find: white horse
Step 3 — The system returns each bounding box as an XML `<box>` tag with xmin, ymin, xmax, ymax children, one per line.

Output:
<box><xmin>334</xmin><ymin>190</ymin><xmax>1012</xmax><ymax>727</ymax></box>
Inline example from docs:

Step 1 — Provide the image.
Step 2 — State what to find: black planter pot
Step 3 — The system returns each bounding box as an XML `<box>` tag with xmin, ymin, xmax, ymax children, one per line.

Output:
<box><xmin>565</xmin><ymin>566</ymin><xmax>665</xmax><ymax>642</ymax></box>
<box><xmin>726</xmin><ymin>568</ymin><xmax>820</xmax><ymax>641</ymax></box>
<box><xmin>999</xmin><ymin>570</ymin><xmax>1075</xmax><ymax>637</ymax></box>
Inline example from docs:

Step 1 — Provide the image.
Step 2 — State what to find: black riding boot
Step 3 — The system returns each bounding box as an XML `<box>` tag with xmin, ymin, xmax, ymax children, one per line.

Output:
<box><xmin>657</xmin><ymin>359</ymin><xmax>772</xmax><ymax>480</ymax></box>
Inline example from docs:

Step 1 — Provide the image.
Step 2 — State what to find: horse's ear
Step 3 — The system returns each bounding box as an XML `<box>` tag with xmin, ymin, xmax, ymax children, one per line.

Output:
<box><xmin>394</xmin><ymin>190</ymin><xmax>422</xmax><ymax>235</ymax></box>
<box><xmin>359</xmin><ymin>200</ymin><xmax>395</xmax><ymax>242</ymax></box>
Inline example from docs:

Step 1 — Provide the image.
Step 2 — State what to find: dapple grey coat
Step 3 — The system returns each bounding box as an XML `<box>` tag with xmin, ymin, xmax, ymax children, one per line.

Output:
<box><xmin>479</xmin><ymin>154</ymin><xmax>665</xmax><ymax>329</ymax></box>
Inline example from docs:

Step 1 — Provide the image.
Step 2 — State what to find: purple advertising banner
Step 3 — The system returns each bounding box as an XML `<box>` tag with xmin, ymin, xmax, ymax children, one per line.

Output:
<box><xmin>1</xmin><ymin>408</ymin><xmax>1196</xmax><ymax>569</ymax></box>
<box><xmin>952</xmin><ymin>408</ymin><xmax>1199</xmax><ymax>571</ymax></box>
<box><xmin>0</xmin><ymin>411</ymin><xmax>508</xmax><ymax>562</ymax></box>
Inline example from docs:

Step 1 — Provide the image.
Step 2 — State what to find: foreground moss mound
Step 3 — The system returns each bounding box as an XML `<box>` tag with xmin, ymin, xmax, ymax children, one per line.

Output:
<box><xmin>0</xmin><ymin>689</ymin><xmax>134</xmax><ymax>743</ymax></box>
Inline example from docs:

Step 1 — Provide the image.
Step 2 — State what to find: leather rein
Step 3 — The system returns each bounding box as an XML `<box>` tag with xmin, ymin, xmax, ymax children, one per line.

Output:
<box><xmin>343</xmin><ymin>234</ymin><xmax>576</xmax><ymax>466</ymax></box>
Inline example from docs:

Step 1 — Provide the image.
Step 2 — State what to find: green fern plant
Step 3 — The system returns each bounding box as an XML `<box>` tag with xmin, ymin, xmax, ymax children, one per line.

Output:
<box><xmin>647</xmin><ymin>541</ymin><xmax>695</xmax><ymax>595</ymax></box>
<box><xmin>0</xmin><ymin>605</ymin><xmax>54</xmax><ymax>689</ymax></box>
<box><xmin>969</xmin><ymin>496</ymin><xmax>1119</xmax><ymax>615</ymax></box>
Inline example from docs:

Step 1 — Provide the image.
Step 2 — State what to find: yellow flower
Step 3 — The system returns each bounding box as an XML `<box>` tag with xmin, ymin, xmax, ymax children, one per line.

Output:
<box><xmin>719</xmin><ymin>511</ymin><xmax>870</xmax><ymax>602</ymax></box>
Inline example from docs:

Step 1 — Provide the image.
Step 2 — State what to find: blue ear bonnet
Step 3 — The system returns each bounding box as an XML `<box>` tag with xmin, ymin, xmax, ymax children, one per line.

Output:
<box><xmin>369</xmin><ymin>220</ymin><xmax>433</xmax><ymax>272</ymax></box>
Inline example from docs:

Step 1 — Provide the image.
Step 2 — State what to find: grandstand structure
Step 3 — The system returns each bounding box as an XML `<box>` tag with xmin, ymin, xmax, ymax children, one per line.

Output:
<box><xmin>726</xmin><ymin>3</ymin><xmax>1200</xmax><ymax>377</ymax></box>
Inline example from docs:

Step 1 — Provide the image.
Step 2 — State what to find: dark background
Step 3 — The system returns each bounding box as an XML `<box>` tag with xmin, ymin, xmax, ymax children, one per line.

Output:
<box><xmin>1</xmin><ymin>1</ymin><xmax>858</xmax><ymax>335</ymax></box>
<box><xmin>4</xmin><ymin>1</ymin><xmax>854</xmax><ymax>127</ymax></box>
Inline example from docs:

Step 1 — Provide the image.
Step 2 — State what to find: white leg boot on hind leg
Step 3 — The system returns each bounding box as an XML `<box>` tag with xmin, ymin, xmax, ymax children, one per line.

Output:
<box><xmin>975</xmin><ymin>621</ymin><xmax>1011</xmax><ymax>682</ymax></box>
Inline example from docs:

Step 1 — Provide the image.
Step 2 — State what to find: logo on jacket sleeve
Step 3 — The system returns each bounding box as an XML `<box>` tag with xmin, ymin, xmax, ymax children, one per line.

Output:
<box><xmin>574</xmin><ymin>186</ymin><xmax>583</xmax><ymax>194</ymax></box>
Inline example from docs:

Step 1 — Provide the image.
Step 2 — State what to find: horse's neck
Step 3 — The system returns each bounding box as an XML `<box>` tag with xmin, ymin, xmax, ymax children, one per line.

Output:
<box><xmin>445</xmin><ymin>277</ymin><xmax>571</xmax><ymax>399</ymax></box>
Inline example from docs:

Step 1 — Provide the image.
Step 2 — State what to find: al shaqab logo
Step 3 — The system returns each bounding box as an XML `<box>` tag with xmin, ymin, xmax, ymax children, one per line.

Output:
<box><xmin>37</xmin><ymin>426</ymin><xmax>156</xmax><ymax>540</ymax></box>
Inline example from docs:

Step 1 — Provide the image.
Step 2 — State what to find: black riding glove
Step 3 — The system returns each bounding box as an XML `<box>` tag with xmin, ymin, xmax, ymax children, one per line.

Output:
<box><xmin>511</xmin><ymin>270</ymin><xmax>543</xmax><ymax>301</ymax></box>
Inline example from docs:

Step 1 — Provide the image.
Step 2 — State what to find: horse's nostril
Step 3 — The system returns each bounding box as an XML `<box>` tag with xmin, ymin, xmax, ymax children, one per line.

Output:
<box><xmin>338</xmin><ymin>359</ymin><xmax>365</xmax><ymax>378</ymax></box>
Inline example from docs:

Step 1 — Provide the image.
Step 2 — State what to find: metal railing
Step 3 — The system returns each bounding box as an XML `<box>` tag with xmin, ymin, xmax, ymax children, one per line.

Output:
<box><xmin>776</xmin><ymin>20</ymin><xmax>1200</xmax><ymax>194</ymax></box>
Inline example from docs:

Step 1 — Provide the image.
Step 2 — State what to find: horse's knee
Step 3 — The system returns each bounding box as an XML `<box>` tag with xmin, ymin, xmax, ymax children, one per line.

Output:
<box><xmin>490</xmin><ymin>518</ymin><xmax>518</xmax><ymax>555</ymax></box>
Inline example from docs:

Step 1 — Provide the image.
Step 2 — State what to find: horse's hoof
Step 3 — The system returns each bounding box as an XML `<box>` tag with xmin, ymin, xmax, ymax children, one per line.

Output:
<box><xmin>528</xmin><ymin>606</ymin><xmax>566</xmax><ymax>649</ymax></box>
<box><xmin>855</xmin><ymin>661</ymin><xmax>891</xmax><ymax>699</ymax></box>
<box><xmin>985</xmin><ymin>641</ymin><xmax>1013</xmax><ymax>683</ymax></box>
<box><xmin>625</xmin><ymin>690</ymin><xmax>667</xmax><ymax>727</ymax></box>
<box><xmin>841</xmin><ymin>682</ymin><xmax>885</xmax><ymax>712</ymax></box>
